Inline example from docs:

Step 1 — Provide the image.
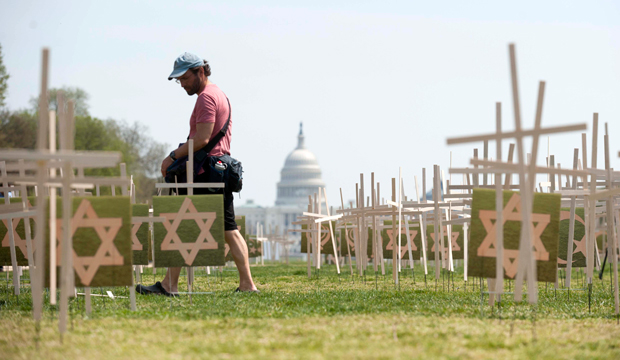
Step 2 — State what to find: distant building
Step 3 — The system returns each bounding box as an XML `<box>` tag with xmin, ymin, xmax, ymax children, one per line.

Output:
<box><xmin>236</xmin><ymin>123</ymin><xmax>325</xmax><ymax>258</ymax></box>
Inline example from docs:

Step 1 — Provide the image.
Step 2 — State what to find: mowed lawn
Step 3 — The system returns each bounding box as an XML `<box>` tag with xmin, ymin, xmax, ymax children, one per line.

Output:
<box><xmin>1</xmin><ymin>262</ymin><xmax>620</xmax><ymax>359</ymax></box>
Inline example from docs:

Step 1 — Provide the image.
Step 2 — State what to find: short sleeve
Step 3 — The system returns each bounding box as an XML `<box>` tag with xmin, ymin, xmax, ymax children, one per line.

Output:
<box><xmin>195</xmin><ymin>93</ymin><xmax>217</xmax><ymax>124</ymax></box>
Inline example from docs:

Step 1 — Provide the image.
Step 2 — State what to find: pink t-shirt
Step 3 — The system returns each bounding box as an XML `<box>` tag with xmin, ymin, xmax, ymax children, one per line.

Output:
<box><xmin>188</xmin><ymin>84</ymin><xmax>231</xmax><ymax>157</ymax></box>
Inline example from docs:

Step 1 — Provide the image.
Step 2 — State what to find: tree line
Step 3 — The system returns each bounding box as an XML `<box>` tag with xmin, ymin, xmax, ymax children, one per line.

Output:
<box><xmin>0</xmin><ymin>44</ymin><xmax>167</xmax><ymax>203</ymax></box>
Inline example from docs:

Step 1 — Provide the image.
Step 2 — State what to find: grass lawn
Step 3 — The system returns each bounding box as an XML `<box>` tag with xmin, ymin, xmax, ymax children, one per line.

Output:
<box><xmin>1</xmin><ymin>262</ymin><xmax>619</xmax><ymax>359</ymax></box>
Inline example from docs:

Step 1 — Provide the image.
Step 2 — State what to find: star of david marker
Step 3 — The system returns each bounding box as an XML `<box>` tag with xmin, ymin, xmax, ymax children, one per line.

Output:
<box><xmin>344</xmin><ymin>227</ymin><xmax>357</xmax><ymax>254</ymax></box>
<box><xmin>1</xmin><ymin>200</ymin><xmax>36</xmax><ymax>259</ymax></box>
<box><xmin>430</xmin><ymin>226</ymin><xmax>460</xmax><ymax>259</ymax></box>
<box><xmin>131</xmin><ymin>223</ymin><xmax>144</xmax><ymax>251</ymax></box>
<box><xmin>160</xmin><ymin>198</ymin><xmax>218</xmax><ymax>266</ymax></box>
<box><xmin>386</xmin><ymin>229</ymin><xmax>418</xmax><ymax>259</ymax></box>
<box><xmin>2</xmin><ymin>217</ymin><xmax>35</xmax><ymax>259</ymax></box>
<box><xmin>557</xmin><ymin>211</ymin><xmax>586</xmax><ymax>265</ymax></box>
<box><xmin>319</xmin><ymin>225</ymin><xmax>331</xmax><ymax>249</ymax></box>
<box><xmin>477</xmin><ymin>193</ymin><xmax>550</xmax><ymax>278</ymax></box>
<box><xmin>55</xmin><ymin>199</ymin><xmax>124</xmax><ymax>286</ymax></box>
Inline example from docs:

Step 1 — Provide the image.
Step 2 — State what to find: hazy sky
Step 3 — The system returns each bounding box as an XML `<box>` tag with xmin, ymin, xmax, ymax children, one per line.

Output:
<box><xmin>1</xmin><ymin>1</ymin><xmax>619</xmax><ymax>207</ymax></box>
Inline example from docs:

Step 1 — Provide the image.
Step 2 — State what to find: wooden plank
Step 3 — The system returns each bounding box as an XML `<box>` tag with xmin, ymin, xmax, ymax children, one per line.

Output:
<box><xmin>565</xmin><ymin>149</ymin><xmax>579</xmax><ymax>288</ymax></box>
<box><xmin>446</xmin><ymin>123</ymin><xmax>587</xmax><ymax>145</ymax></box>
<box><xmin>340</xmin><ymin>188</ymin><xmax>353</xmax><ymax>275</ymax></box>
<box><xmin>322</xmin><ymin>188</ymin><xmax>340</xmax><ymax>274</ymax></box>
<box><xmin>58</xmin><ymin>99</ymin><xmax>74</xmax><ymax>336</ymax></box>
<box><xmin>433</xmin><ymin>166</ymin><xmax>440</xmax><ymax>280</ymax></box>
<box><xmin>507</xmin><ymin>44</ymin><xmax>535</xmax><ymax>303</ymax></box>
<box><xmin>391</xmin><ymin>178</ymin><xmax>398</xmax><ymax>283</ymax></box>
<box><xmin>1</xmin><ymin>163</ymin><xmax>20</xmax><ymax>295</ymax></box>
<box><xmin>155</xmin><ymin>183</ymin><xmax>225</xmax><ymax>189</ymax></box>
<box><xmin>468</xmin><ymin>160</ymin><xmax>589</xmax><ymax>177</ymax></box>
<box><xmin>604</xmin><ymin>128</ymin><xmax>619</xmax><ymax>315</ymax></box>
<box><xmin>586</xmin><ymin>115</ymin><xmax>598</xmax><ymax>283</ymax></box>
<box><xmin>494</xmin><ymin>101</ymin><xmax>504</xmax><ymax>302</ymax></box>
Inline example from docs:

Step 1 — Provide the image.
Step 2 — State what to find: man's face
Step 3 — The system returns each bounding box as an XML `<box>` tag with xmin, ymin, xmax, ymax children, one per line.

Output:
<box><xmin>177</xmin><ymin>69</ymin><xmax>202</xmax><ymax>95</ymax></box>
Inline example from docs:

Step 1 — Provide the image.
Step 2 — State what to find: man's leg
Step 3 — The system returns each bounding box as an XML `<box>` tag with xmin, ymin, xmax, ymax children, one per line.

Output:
<box><xmin>160</xmin><ymin>267</ymin><xmax>182</xmax><ymax>293</ymax></box>
<box><xmin>225</xmin><ymin>229</ymin><xmax>257</xmax><ymax>291</ymax></box>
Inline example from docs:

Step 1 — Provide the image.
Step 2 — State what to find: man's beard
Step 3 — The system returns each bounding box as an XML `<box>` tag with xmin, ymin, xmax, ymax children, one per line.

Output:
<box><xmin>185</xmin><ymin>76</ymin><xmax>201</xmax><ymax>95</ymax></box>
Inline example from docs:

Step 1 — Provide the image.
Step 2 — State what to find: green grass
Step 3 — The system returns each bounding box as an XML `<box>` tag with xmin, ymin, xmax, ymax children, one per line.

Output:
<box><xmin>1</xmin><ymin>262</ymin><xmax>620</xmax><ymax>359</ymax></box>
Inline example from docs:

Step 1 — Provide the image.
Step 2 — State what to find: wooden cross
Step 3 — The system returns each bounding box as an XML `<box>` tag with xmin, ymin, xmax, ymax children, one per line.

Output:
<box><xmin>446</xmin><ymin>44</ymin><xmax>587</xmax><ymax>303</ymax></box>
<box><xmin>0</xmin><ymin>49</ymin><xmax>128</xmax><ymax>335</ymax></box>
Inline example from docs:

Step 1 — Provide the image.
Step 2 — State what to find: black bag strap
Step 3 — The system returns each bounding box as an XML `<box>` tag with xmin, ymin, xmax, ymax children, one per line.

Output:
<box><xmin>195</xmin><ymin>97</ymin><xmax>231</xmax><ymax>157</ymax></box>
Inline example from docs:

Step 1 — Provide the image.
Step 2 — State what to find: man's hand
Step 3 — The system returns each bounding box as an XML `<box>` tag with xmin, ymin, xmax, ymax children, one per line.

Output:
<box><xmin>161</xmin><ymin>156</ymin><xmax>174</xmax><ymax>177</ymax></box>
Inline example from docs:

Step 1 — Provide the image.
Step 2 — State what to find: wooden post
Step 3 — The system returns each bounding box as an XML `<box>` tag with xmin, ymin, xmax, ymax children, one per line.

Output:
<box><xmin>50</xmin><ymin>98</ymin><xmax>62</xmax><ymax>305</ymax></box>
<box><xmin>509</xmin><ymin>45</ymin><xmax>538</xmax><ymax>303</ymax></box>
<box><xmin>483</xmin><ymin>140</ymin><xmax>489</xmax><ymax>186</ymax></box>
<box><xmin>0</xmin><ymin>164</ymin><xmax>19</xmax><ymax>295</ymax></box>
<box><xmin>377</xmin><ymin>183</ymin><xmax>385</xmax><ymax>275</ymax></box>
<box><xmin>433</xmin><ymin>166</ymin><xmax>441</xmax><ymax>280</ymax></box>
<box><xmin>494</xmin><ymin>101</ymin><xmax>504</xmax><ymax>301</ymax></box>
<box><xmin>415</xmin><ymin>175</ymin><xmax>428</xmax><ymax>275</ymax></box>
<box><xmin>32</xmin><ymin>48</ymin><xmax>50</xmax><ymax>321</ymax></box>
<box><xmin>186</xmin><ymin>140</ymin><xmax>194</xmax><ymax>302</ymax></box>
<box><xmin>187</xmin><ymin>139</ymin><xmax>194</xmax><ymax>196</ymax></box>
<box><xmin>565</xmin><ymin>149</ymin><xmax>579</xmax><ymax>289</ymax></box>
<box><xmin>586</xmin><ymin>114</ymin><xmax>598</xmax><ymax>284</ymax></box>
<box><xmin>59</xmin><ymin>100</ymin><xmax>75</xmax><ymax>336</ymax></box>
<box><xmin>391</xmin><ymin>178</ymin><xmax>398</xmax><ymax>284</ymax></box>
<box><xmin>322</xmin><ymin>188</ymin><xmax>340</xmax><ymax>274</ymax></box>
<box><xmin>604</xmin><ymin>127</ymin><xmax>619</xmax><ymax>315</ymax></box>
<box><xmin>306</xmin><ymin>201</ymin><xmax>312</xmax><ymax>278</ymax></box>
<box><xmin>371</xmin><ymin>173</ymin><xmax>378</xmax><ymax>274</ymax></box>
<box><xmin>398</xmin><ymin>168</ymin><xmax>403</xmax><ymax>272</ymax></box>
<box><xmin>120</xmin><ymin>163</ymin><xmax>128</xmax><ymax>196</ymax></box>
<box><xmin>402</xmin><ymin>177</ymin><xmax>414</xmax><ymax>270</ymax></box>
<box><xmin>85</xmin><ymin>287</ymin><xmax>91</xmax><ymax>315</ymax></box>
<box><xmin>20</xmin><ymin>184</ymin><xmax>34</xmax><ymax>271</ymax></box>
<box><xmin>463</xmin><ymin>221</ymin><xmax>469</xmax><ymax>281</ymax></box>
<box><xmin>354</xmin><ymin>184</ymin><xmax>360</xmax><ymax>275</ymax></box>
<box><xmin>340</xmin><ymin>189</ymin><xmax>354</xmax><ymax>276</ymax></box>
<box><xmin>359</xmin><ymin>174</ymin><xmax>367</xmax><ymax>272</ymax></box>
<box><xmin>314</xmin><ymin>192</ymin><xmax>320</xmax><ymax>269</ymax></box>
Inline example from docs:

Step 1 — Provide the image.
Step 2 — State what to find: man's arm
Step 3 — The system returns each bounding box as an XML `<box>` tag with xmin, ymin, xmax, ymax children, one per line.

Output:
<box><xmin>160</xmin><ymin>122</ymin><xmax>215</xmax><ymax>177</ymax></box>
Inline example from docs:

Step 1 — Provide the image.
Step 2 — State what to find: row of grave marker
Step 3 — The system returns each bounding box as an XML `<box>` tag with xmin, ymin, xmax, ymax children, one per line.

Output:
<box><xmin>0</xmin><ymin>48</ymin><xmax>269</xmax><ymax>338</ymax></box>
<box><xmin>0</xmin><ymin>44</ymin><xmax>618</xmax><ymax>339</ymax></box>
<box><xmin>295</xmin><ymin>44</ymin><xmax>619</xmax><ymax>315</ymax></box>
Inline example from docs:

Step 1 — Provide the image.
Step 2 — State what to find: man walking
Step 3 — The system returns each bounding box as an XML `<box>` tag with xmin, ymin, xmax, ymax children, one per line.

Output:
<box><xmin>137</xmin><ymin>52</ymin><xmax>258</xmax><ymax>295</ymax></box>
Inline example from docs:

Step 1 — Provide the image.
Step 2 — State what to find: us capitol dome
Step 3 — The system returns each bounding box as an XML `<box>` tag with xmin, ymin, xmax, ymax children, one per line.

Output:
<box><xmin>235</xmin><ymin>123</ymin><xmax>326</xmax><ymax>259</ymax></box>
<box><xmin>275</xmin><ymin>123</ymin><xmax>326</xmax><ymax>208</ymax></box>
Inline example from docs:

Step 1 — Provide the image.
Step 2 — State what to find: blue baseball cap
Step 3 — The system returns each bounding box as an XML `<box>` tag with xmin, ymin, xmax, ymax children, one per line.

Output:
<box><xmin>168</xmin><ymin>52</ymin><xmax>204</xmax><ymax>80</ymax></box>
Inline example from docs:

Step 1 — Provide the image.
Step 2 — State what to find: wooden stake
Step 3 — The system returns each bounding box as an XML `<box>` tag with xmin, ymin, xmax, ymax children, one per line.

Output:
<box><xmin>32</xmin><ymin>48</ymin><xmax>50</xmax><ymax>321</ymax></box>
<box><xmin>433</xmin><ymin>166</ymin><xmax>441</xmax><ymax>280</ymax></box>
<box><xmin>59</xmin><ymin>100</ymin><xmax>75</xmax><ymax>336</ymax></box>
<box><xmin>565</xmin><ymin>148</ymin><xmax>579</xmax><ymax>288</ymax></box>
<box><xmin>0</xmin><ymin>164</ymin><xmax>19</xmax><ymax>295</ymax></box>
<box><xmin>339</xmin><ymin>189</ymin><xmax>354</xmax><ymax>276</ymax></box>
<box><xmin>322</xmin><ymin>189</ymin><xmax>340</xmax><ymax>273</ymax></box>
<box><xmin>604</xmin><ymin>127</ymin><xmax>619</xmax><ymax>315</ymax></box>
<box><xmin>587</xmin><ymin>114</ymin><xmax>598</xmax><ymax>284</ymax></box>
<box><xmin>371</xmin><ymin>173</ymin><xmax>378</xmax><ymax>274</ymax></box>
<box><xmin>391</xmin><ymin>178</ymin><xmax>398</xmax><ymax>284</ymax></box>
<box><xmin>494</xmin><ymin>101</ymin><xmax>504</xmax><ymax>302</ymax></box>
<box><xmin>414</xmin><ymin>175</ymin><xmax>428</xmax><ymax>275</ymax></box>
<box><xmin>187</xmin><ymin>139</ymin><xmax>194</xmax><ymax>196</ymax></box>
<box><xmin>509</xmin><ymin>45</ymin><xmax>538</xmax><ymax>303</ymax></box>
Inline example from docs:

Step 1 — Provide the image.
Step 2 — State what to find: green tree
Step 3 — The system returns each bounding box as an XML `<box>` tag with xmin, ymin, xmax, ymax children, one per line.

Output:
<box><xmin>5</xmin><ymin>86</ymin><xmax>167</xmax><ymax>203</ymax></box>
<box><xmin>30</xmin><ymin>86</ymin><xmax>90</xmax><ymax>117</ymax></box>
<box><xmin>0</xmin><ymin>109</ymin><xmax>37</xmax><ymax>149</ymax></box>
<box><xmin>0</xmin><ymin>44</ymin><xmax>9</xmax><ymax>108</ymax></box>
